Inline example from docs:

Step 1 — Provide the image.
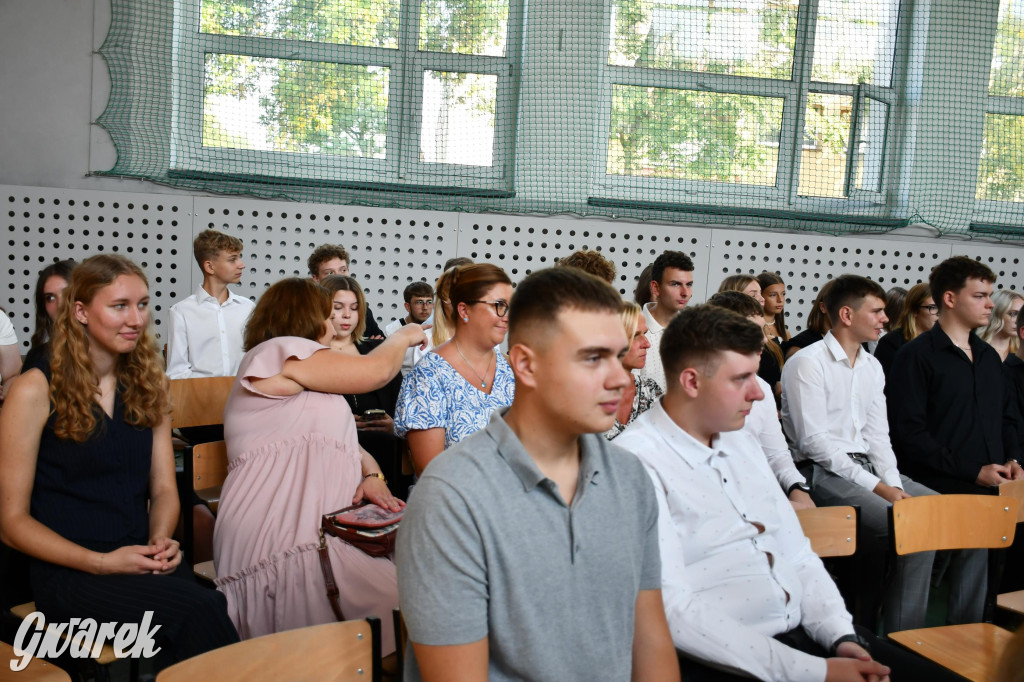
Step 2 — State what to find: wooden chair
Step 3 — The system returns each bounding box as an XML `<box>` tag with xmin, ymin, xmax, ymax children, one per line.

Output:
<box><xmin>155</xmin><ymin>618</ymin><xmax>382</xmax><ymax>682</ymax></box>
<box><xmin>796</xmin><ymin>506</ymin><xmax>857</xmax><ymax>557</ymax></box>
<box><xmin>887</xmin><ymin>494</ymin><xmax>1019</xmax><ymax>682</ymax></box>
<box><xmin>993</xmin><ymin>480</ymin><xmax>1024</xmax><ymax>616</ymax></box>
<box><xmin>0</xmin><ymin>641</ymin><xmax>72</xmax><ymax>682</ymax></box>
<box><xmin>169</xmin><ymin>376</ymin><xmax>235</xmax><ymax>559</ymax></box>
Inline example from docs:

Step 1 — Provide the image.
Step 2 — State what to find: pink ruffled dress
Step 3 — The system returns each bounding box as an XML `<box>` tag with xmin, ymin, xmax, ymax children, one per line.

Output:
<box><xmin>213</xmin><ymin>336</ymin><xmax>397</xmax><ymax>652</ymax></box>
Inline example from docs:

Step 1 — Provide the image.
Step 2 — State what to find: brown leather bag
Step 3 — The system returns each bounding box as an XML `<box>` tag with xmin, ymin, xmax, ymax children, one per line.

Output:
<box><xmin>317</xmin><ymin>503</ymin><xmax>402</xmax><ymax>621</ymax></box>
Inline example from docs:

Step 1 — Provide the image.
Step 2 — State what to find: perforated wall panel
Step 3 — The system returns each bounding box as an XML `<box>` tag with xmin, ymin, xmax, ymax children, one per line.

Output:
<box><xmin>8</xmin><ymin>183</ymin><xmax>1024</xmax><ymax>359</ymax></box>
<box><xmin>706</xmin><ymin>229</ymin><xmax>955</xmax><ymax>328</ymax></box>
<box><xmin>194</xmin><ymin>197</ymin><xmax>461</xmax><ymax>324</ymax></box>
<box><xmin>4</xmin><ymin>185</ymin><xmax>193</xmax><ymax>351</ymax></box>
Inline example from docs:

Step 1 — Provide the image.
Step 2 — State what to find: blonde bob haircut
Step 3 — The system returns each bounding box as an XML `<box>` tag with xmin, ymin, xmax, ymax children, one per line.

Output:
<box><xmin>319</xmin><ymin>275</ymin><xmax>368</xmax><ymax>344</ymax></box>
<box><xmin>244</xmin><ymin>278</ymin><xmax>332</xmax><ymax>351</ymax></box>
<box><xmin>50</xmin><ymin>254</ymin><xmax>169</xmax><ymax>442</ymax></box>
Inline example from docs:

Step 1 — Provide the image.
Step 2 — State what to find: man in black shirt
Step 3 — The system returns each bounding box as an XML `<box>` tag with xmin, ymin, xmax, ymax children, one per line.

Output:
<box><xmin>888</xmin><ymin>256</ymin><xmax>1024</xmax><ymax>495</ymax></box>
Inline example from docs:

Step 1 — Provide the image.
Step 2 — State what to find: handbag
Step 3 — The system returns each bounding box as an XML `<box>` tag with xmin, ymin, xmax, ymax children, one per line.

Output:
<box><xmin>317</xmin><ymin>502</ymin><xmax>403</xmax><ymax>621</ymax></box>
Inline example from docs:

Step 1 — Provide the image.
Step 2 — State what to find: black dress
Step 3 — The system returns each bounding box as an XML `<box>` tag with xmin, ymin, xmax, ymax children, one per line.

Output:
<box><xmin>28</xmin><ymin>363</ymin><xmax>238</xmax><ymax>665</ymax></box>
<box><xmin>344</xmin><ymin>339</ymin><xmax>410</xmax><ymax>498</ymax></box>
<box><xmin>873</xmin><ymin>328</ymin><xmax>909</xmax><ymax>379</ymax></box>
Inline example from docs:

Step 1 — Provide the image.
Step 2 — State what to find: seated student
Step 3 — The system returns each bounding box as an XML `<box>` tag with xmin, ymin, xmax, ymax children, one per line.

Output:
<box><xmin>616</xmin><ymin>305</ymin><xmax>959</xmax><ymax>682</ymax></box>
<box><xmin>1006</xmin><ymin>306</ymin><xmax>1024</xmax><ymax>419</ymax></box>
<box><xmin>0</xmin><ymin>255</ymin><xmax>239</xmax><ymax>666</ymax></box>
<box><xmin>708</xmin><ymin>291</ymin><xmax>813</xmax><ymax>511</ymax></box>
<box><xmin>605</xmin><ymin>302</ymin><xmax>663</xmax><ymax>440</ymax></box>
<box><xmin>557</xmin><ymin>249</ymin><xmax>617</xmax><ymax>284</ymax></box>
<box><xmin>873</xmin><ymin>282</ymin><xmax>937</xmax><ymax>378</ymax></box>
<box><xmin>397</xmin><ymin>267</ymin><xmax>679</xmax><ymax>682</ymax></box>
<box><xmin>718</xmin><ymin>275</ymin><xmax>784</xmax><ymax>407</ymax></box>
<box><xmin>888</xmin><ymin>256</ymin><xmax>1024</xmax><ymax>495</ymax></box>
<box><xmin>307</xmin><ymin>243</ymin><xmax>384</xmax><ymax>337</ymax></box>
<box><xmin>394</xmin><ymin>264</ymin><xmax>516</xmax><ymax>475</ymax></box>
<box><xmin>782</xmin><ymin>280</ymin><xmax>836</xmax><ymax>360</ymax></box>
<box><xmin>759</xmin><ymin>271</ymin><xmax>791</xmax><ymax>345</ymax></box>
<box><xmin>781</xmin><ymin>275</ymin><xmax>985</xmax><ymax>633</ymax></box>
<box><xmin>22</xmin><ymin>259</ymin><xmax>76</xmax><ymax>373</ymax></box>
<box><xmin>384</xmin><ymin>281</ymin><xmax>435</xmax><ymax>377</ymax></box>
<box><xmin>640</xmin><ymin>251</ymin><xmax>696</xmax><ymax>394</ymax></box>
<box><xmin>166</xmin><ymin>229</ymin><xmax>255</xmax><ymax>379</ymax></box>
<box><xmin>979</xmin><ymin>289</ymin><xmax>1024</xmax><ymax>362</ymax></box>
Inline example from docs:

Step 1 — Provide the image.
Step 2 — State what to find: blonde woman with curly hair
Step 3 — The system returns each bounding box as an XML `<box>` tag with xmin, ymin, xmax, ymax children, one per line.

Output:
<box><xmin>979</xmin><ymin>289</ymin><xmax>1024</xmax><ymax>361</ymax></box>
<box><xmin>0</xmin><ymin>254</ymin><xmax>239</xmax><ymax>667</ymax></box>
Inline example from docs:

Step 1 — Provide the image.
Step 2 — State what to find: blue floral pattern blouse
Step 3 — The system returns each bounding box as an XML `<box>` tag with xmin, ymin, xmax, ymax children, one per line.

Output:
<box><xmin>394</xmin><ymin>351</ymin><xmax>516</xmax><ymax>449</ymax></box>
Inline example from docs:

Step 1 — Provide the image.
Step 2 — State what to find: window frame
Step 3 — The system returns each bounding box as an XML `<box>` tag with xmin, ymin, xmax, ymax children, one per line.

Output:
<box><xmin>171</xmin><ymin>0</ymin><xmax>524</xmax><ymax>193</ymax></box>
<box><xmin>590</xmin><ymin>0</ymin><xmax>908</xmax><ymax>216</ymax></box>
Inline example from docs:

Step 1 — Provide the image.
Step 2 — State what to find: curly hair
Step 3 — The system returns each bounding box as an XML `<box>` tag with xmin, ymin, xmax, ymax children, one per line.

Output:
<box><xmin>29</xmin><ymin>259</ymin><xmax>76</xmax><ymax>355</ymax></box>
<box><xmin>557</xmin><ymin>250</ymin><xmax>617</xmax><ymax>285</ymax></box>
<box><xmin>307</xmin><ymin>244</ymin><xmax>350</xmax><ymax>278</ymax></box>
<box><xmin>244</xmin><ymin>278</ymin><xmax>332</xmax><ymax>351</ymax></box>
<box><xmin>320</xmin><ymin>274</ymin><xmax>368</xmax><ymax>343</ymax></box>
<box><xmin>50</xmin><ymin>255</ymin><xmax>169</xmax><ymax>443</ymax></box>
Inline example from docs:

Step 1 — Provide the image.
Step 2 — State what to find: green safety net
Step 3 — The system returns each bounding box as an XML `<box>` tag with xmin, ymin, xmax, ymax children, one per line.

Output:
<box><xmin>96</xmin><ymin>0</ymin><xmax>1024</xmax><ymax>237</ymax></box>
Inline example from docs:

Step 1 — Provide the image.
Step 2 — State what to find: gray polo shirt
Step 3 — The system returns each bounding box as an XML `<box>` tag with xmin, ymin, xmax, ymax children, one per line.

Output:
<box><xmin>396</xmin><ymin>408</ymin><xmax>661</xmax><ymax>682</ymax></box>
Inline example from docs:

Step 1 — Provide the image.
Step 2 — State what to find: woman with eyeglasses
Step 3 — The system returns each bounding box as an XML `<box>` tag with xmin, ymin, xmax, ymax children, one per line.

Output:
<box><xmin>979</xmin><ymin>289</ymin><xmax>1024</xmax><ymax>362</ymax></box>
<box><xmin>394</xmin><ymin>263</ymin><xmax>515</xmax><ymax>475</ymax></box>
<box><xmin>874</xmin><ymin>282</ymin><xmax>939</xmax><ymax>377</ymax></box>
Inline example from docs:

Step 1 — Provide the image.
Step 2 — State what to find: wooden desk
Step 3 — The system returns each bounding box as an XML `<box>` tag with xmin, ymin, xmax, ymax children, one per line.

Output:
<box><xmin>889</xmin><ymin>623</ymin><xmax>1014</xmax><ymax>682</ymax></box>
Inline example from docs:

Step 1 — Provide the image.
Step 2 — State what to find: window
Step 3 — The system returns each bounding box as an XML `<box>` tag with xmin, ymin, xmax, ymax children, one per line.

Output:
<box><xmin>976</xmin><ymin>0</ymin><xmax>1024</xmax><ymax>206</ymax></box>
<box><xmin>595</xmin><ymin>0</ymin><xmax>903</xmax><ymax>212</ymax></box>
<box><xmin>173</xmin><ymin>0</ymin><xmax>521</xmax><ymax>192</ymax></box>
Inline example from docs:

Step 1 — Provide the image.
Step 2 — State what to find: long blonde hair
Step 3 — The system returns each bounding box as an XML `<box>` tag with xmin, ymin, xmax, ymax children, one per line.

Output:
<box><xmin>50</xmin><ymin>255</ymin><xmax>169</xmax><ymax>442</ymax></box>
<box><xmin>980</xmin><ymin>289</ymin><xmax>1024</xmax><ymax>353</ymax></box>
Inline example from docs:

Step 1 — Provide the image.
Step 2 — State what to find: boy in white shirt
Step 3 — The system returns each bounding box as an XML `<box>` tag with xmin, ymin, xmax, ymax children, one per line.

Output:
<box><xmin>166</xmin><ymin>229</ymin><xmax>254</xmax><ymax>379</ymax></box>
<box><xmin>384</xmin><ymin>281</ymin><xmax>435</xmax><ymax>376</ymax></box>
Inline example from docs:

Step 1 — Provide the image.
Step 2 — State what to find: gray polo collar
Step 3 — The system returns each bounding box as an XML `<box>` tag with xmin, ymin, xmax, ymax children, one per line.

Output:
<box><xmin>486</xmin><ymin>408</ymin><xmax>602</xmax><ymax>494</ymax></box>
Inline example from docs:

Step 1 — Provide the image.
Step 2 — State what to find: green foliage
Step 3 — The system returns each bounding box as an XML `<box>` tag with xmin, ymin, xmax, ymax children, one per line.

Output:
<box><xmin>978</xmin><ymin>114</ymin><xmax>1024</xmax><ymax>202</ymax></box>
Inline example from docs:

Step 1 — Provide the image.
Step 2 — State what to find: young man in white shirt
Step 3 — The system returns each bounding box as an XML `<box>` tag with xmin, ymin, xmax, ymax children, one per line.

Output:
<box><xmin>384</xmin><ymin>281</ymin><xmax>435</xmax><ymax>376</ymax></box>
<box><xmin>781</xmin><ymin>275</ymin><xmax>985</xmax><ymax>633</ymax></box>
<box><xmin>166</xmin><ymin>229</ymin><xmax>254</xmax><ymax>379</ymax></box>
<box><xmin>617</xmin><ymin>304</ymin><xmax>955</xmax><ymax>682</ymax></box>
<box><xmin>640</xmin><ymin>250</ymin><xmax>695</xmax><ymax>393</ymax></box>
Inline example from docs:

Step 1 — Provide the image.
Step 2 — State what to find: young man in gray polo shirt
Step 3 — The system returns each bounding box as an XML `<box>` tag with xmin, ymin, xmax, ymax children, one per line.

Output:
<box><xmin>396</xmin><ymin>267</ymin><xmax>679</xmax><ymax>682</ymax></box>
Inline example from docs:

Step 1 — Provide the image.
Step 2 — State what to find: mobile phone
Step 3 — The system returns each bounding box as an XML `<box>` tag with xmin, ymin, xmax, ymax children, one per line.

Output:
<box><xmin>362</xmin><ymin>409</ymin><xmax>386</xmax><ymax>419</ymax></box>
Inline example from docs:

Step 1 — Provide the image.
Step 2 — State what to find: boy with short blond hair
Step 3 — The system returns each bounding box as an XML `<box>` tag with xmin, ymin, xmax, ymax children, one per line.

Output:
<box><xmin>166</xmin><ymin>229</ymin><xmax>255</xmax><ymax>379</ymax></box>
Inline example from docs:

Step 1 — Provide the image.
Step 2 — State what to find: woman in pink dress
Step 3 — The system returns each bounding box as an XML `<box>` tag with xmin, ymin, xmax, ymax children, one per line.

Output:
<box><xmin>213</xmin><ymin>277</ymin><xmax>426</xmax><ymax>652</ymax></box>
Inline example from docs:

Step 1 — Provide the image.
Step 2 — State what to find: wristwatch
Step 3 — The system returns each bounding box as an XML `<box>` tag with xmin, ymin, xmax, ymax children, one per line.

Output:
<box><xmin>787</xmin><ymin>482</ymin><xmax>811</xmax><ymax>496</ymax></box>
<box><xmin>831</xmin><ymin>633</ymin><xmax>872</xmax><ymax>656</ymax></box>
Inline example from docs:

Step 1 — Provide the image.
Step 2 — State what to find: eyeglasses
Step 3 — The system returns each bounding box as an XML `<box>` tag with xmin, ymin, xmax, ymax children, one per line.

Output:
<box><xmin>470</xmin><ymin>299</ymin><xmax>510</xmax><ymax>317</ymax></box>
<box><xmin>919</xmin><ymin>304</ymin><xmax>939</xmax><ymax>314</ymax></box>
<box><xmin>410</xmin><ymin>299</ymin><xmax>434</xmax><ymax>307</ymax></box>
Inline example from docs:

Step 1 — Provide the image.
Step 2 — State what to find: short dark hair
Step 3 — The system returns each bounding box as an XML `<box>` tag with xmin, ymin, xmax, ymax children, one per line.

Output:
<box><xmin>929</xmin><ymin>256</ymin><xmax>997</xmax><ymax>309</ymax></box>
<box><xmin>404</xmin><ymin>281</ymin><xmax>434</xmax><ymax>303</ymax></box>
<box><xmin>508</xmin><ymin>267</ymin><xmax>624</xmax><ymax>346</ymax></box>
<box><xmin>660</xmin><ymin>305</ymin><xmax>764</xmax><ymax>382</ymax></box>
<box><xmin>708</xmin><ymin>290</ymin><xmax>764</xmax><ymax>319</ymax></box>
<box><xmin>307</xmin><ymin>244</ymin><xmax>350</xmax><ymax>277</ymax></box>
<box><xmin>824</xmin><ymin>275</ymin><xmax>887</xmax><ymax>325</ymax></box>
<box><xmin>557</xmin><ymin>250</ymin><xmax>617</xmax><ymax>284</ymax></box>
<box><xmin>443</xmin><ymin>256</ymin><xmax>474</xmax><ymax>271</ymax></box>
<box><xmin>652</xmin><ymin>251</ymin><xmax>694</xmax><ymax>285</ymax></box>
<box><xmin>634</xmin><ymin>263</ymin><xmax>654</xmax><ymax>306</ymax></box>
<box><xmin>244</xmin><ymin>278</ymin><xmax>331</xmax><ymax>351</ymax></box>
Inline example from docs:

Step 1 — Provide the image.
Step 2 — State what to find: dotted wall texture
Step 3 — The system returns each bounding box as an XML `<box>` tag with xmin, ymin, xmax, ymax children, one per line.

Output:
<box><xmin>6</xmin><ymin>183</ymin><xmax>1024</xmax><ymax>353</ymax></box>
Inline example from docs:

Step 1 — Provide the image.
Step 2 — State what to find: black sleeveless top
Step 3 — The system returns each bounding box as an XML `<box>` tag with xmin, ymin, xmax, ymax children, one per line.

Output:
<box><xmin>31</xmin><ymin>363</ymin><xmax>152</xmax><ymax>555</ymax></box>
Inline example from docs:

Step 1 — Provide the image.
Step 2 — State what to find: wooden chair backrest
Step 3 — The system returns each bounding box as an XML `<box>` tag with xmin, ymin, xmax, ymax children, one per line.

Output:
<box><xmin>193</xmin><ymin>441</ymin><xmax>229</xmax><ymax>492</ymax></box>
<box><xmin>998</xmin><ymin>479</ymin><xmax>1024</xmax><ymax>524</ymax></box>
<box><xmin>0</xmin><ymin>640</ymin><xmax>72</xmax><ymax>682</ymax></box>
<box><xmin>796</xmin><ymin>506</ymin><xmax>857</xmax><ymax>558</ymax></box>
<box><xmin>169</xmin><ymin>376</ymin><xmax>235</xmax><ymax>429</ymax></box>
<box><xmin>890</xmin><ymin>494</ymin><xmax>1018</xmax><ymax>556</ymax></box>
<box><xmin>155</xmin><ymin>619</ymin><xmax>380</xmax><ymax>682</ymax></box>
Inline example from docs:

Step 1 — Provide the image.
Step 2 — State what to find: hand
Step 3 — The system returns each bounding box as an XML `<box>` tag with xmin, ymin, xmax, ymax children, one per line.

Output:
<box><xmin>396</xmin><ymin>323</ymin><xmax>429</xmax><ymax>350</ymax></box>
<box><xmin>368</xmin><ymin>334</ymin><xmax>385</xmax><ymax>340</ymax></box>
<box><xmin>353</xmin><ymin>474</ymin><xmax>405</xmax><ymax>512</ymax></box>
<box><xmin>977</xmin><ymin>463</ymin><xmax>1013</xmax><ymax>487</ymax></box>
<box><xmin>149</xmin><ymin>536</ymin><xmax>183</xmax><ymax>574</ymax></box>
<box><xmin>872</xmin><ymin>482</ymin><xmax>911</xmax><ymax>504</ymax></box>
<box><xmin>788</xmin><ymin>489</ymin><xmax>816</xmax><ymax>511</ymax></box>
<box><xmin>354</xmin><ymin>412</ymin><xmax>395</xmax><ymax>434</ymax></box>
<box><xmin>96</xmin><ymin>545</ymin><xmax>165</xmax><ymax>575</ymax></box>
<box><xmin>1009</xmin><ymin>461</ymin><xmax>1024</xmax><ymax>481</ymax></box>
<box><xmin>826</xmin><ymin>644</ymin><xmax>890</xmax><ymax>682</ymax></box>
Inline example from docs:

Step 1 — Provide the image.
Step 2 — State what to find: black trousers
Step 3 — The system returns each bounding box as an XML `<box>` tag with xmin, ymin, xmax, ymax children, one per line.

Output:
<box><xmin>31</xmin><ymin>560</ymin><xmax>239</xmax><ymax>668</ymax></box>
<box><xmin>676</xmin><ymin>624</ymin><xmax>963</xmax><ymax>681</ymax></box>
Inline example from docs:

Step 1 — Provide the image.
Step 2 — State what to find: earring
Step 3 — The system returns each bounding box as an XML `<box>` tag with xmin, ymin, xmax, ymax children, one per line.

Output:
<box><xmin>463</xmin><ymin>317</ymin><xmax>469</xmax><ymax>322</ymax></box>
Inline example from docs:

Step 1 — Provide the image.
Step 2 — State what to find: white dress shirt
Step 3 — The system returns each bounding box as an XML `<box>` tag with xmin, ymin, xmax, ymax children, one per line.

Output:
<box><xmin>165</xmin><ymin>285</ymin><xmax>255</xmax><ymax>379</ymax></box>
<box><xmin>617</xmin><ymin>402</ymin><xmax>854</xmax><ymax>682</ymax></box>
<box><xmin>781</xmin><ymin>332</ymin><xmax>903</xmax><ymax>491</ymax></box>
<box><xmin>638</xmin><ymin>302</ymin><xmax>668</xmax><ymax>393</ymax></box>
<box><xmin>744</xmin><ymin>375</ymin><xmax>807</xmax><ymax>493</ymax></box>
<box><xmin>383</xmin><ymin>317</ymin><xmax>434</xmax><ymax>376</ymax></box>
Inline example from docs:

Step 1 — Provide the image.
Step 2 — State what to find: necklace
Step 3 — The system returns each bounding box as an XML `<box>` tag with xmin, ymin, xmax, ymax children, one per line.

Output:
<box><xmin>454</xmin><ymin>339</ymin><xmax>493</xmax><ymax>388</ymax></box>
